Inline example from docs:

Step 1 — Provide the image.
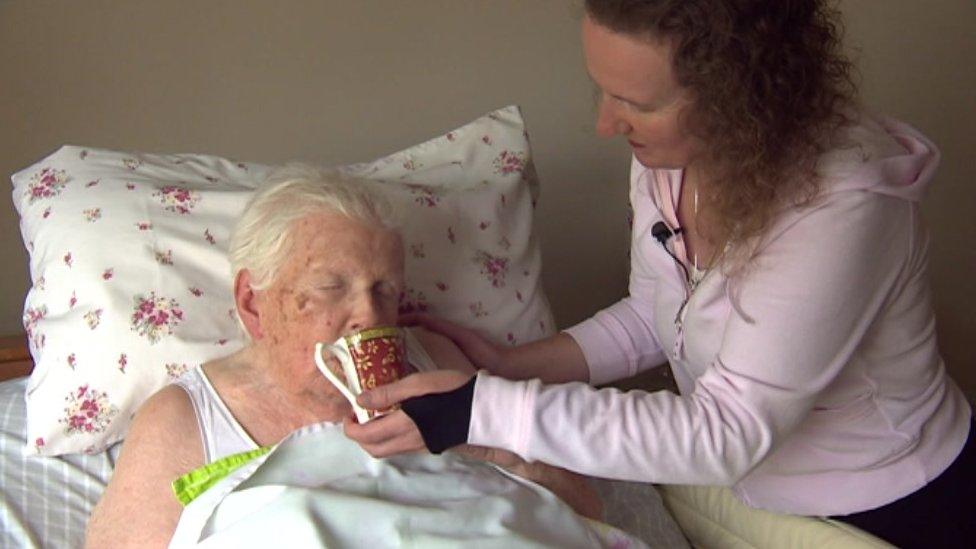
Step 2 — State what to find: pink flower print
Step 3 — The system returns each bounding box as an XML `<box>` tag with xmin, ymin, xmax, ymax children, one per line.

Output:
<box><xmin>118</xmin><ymin>353</ymin><xmax>127</xmax><ymax>373</ymax></box>
<box><xmin>473</xmin><ymin>250</ymin><xmax>509</xmax><ymax>288</ymax></box>
<box><xmin>479</xmin><ymin>221</ymin><xmax>490</xmax><ymax>231</ymax></box>
<box><xmin>469</xmin><ymin>302</ymin><xmax>488</xmax><ymax>318</ymax></box>
<box><xmin>84</xmin><ymin>309</ymin><xmax>103</xmax><ymax>330</ymax></box>
<box><xmin>405</xmin><ymin>184</ymin><xmax>441</xmax><ymax>207</ymax></box>
<box><xmin>126</xmin><ymin>183</ymin><xmax>136</xmax><ymax>190</ymax></box>
<box><xmin>204</xmin><ymin>229</ymin><xmax>216</xmax><ymax>245</ymax></box>
<box><xmin>154</xmin><ymin>249</ymin><xmax>174</xmax><ymax>266</ymax></box>
<box><xmin>130</xmin><ymin>293</ymin><xmax>184</xmax><ymax>344</ymax></box>
<box><xmin>67</xmin><ymin>353</ymin><xmax>76</xmax><ymax>369</ymax></box>
<box><xmin>447</xmin><ymin>226</ymin><xmax>456</xmax><ymax>244</ymax></box>
<box><xmin>63</xmin><ymin>252</ymin><xmax>73</xmax><ymax>268</ymax></box>
<box><xmin>135</xmin><ymin>221</ymin><xmax>153</xmax><ymax>231</ymax></box>
<box><xmin>102</xmin><ymin>268</ymin><xmax>114</xmax><ymax>280</ymax></box>
<box><xmin>492</xmin><ymin>150</ymin><xmax>527</xmax><ymax>176</ymax></box>
<box><xmin>85</xmin><ymin>180</ymin><xmax>99</xmax><ymax>188</ymax></box>
<box><xmin>410</xmin><ymin>243</ymin><xmax>426</xmax><ymax>259</ymax></box>
<box><xmin>435</xmin><ymin>281</ymin><xmax>448</xmax><ymax>291</ymax></box>
<box><xmin>83</xmin><ymin>207</ymin><xmax>101</xmax><ymax>222</ymax></box>
<box><xmin>227</xmin><ymin>308</ymin><xmax>236</xmax><ymax>319</ymax></box>
<box><xmin>79</xmin><ymin>150</ymin><xmax>89</xmax><ymax>160</ymax></box>
<box><xmin>166</xmin><ymin>363</ymin><xmax>189</xmax><ymax>379</ymax></box>
<box><xmin>34</xmin><ymin>437</ymin><xmax>45</xmax><ymax>452</ymax></box>
<box><xmin>481</xmin><ymin>135</ymin><xmax>493</xmax><ymax>146</ymax></box>
<box><xmin>122</xmin><ymin>157</ymin><xmax>142</xmax><ymax>171</ymax></box>
<box><xmin>498</xmin><ymin>236</ymin><xmax>511</xmax><ymax>251</ymax></box>
<box><xmin>60</xmin><ymin>385</ymin><xmax>118</xmax><ymax>436</ymax></box>
<box><xmin>35</xmin><ymin>276</ymin><xmax>46</xmax><ymax>290</ymax></box>
<box><xmin>26</xmin><ymin>168</ymin><xmax>68</xmax><ymax>203</ymax></box>
<box><xmin>216</xmin><ymin>339</ymin><xmax>228</xmax><ymax>346</ymax></box>
<box><xmin>69</xmin><ymin>291</ymin><xmax>77</xmax><ymax>309</ymax></box>
<box><xmin>236</xmin><ymin>162</ymin><xmax>248</xmax><ymax>171</ymax></box>
<box><xmin>189</xmin><ymin>287</ymin><xmax>203</xmax><ymax>297</ymax></box>
<box><xmin>397</xmin><ymin>288</ymin><xmax>429</xmax><ymax>315</ymax></box>
<box><xmin>446</xmin><ymin>132</ymin><xmax>456</xmax><ymax>141</ymax></box>
<box><xmin>153</xmin><ymin>185</ymin><xmax>200</xmax><ymax>214</ymax></box>
<box><xmin>42</xmin><ymin>207</ymin><xmax>52</xmax><ymax>219</ymax></box>
<box><xmin>507</xmin><ymin>332</ymin><xmax>517</xmax><ymax>345</ymax></box>
<box><xmin>24</xmin><ymin>306</ymin><xmax>47</xmax><ymax>348</ymax></box>
<box><xmin>516</xmin><ymin>290</ymin><xmax>524</xmax><ymax>303</ymax></box>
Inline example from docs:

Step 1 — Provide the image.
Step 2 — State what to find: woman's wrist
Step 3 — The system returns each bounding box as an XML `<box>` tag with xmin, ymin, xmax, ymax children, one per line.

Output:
<box><xmin>400</xmin><ymin>375</ymin><xmax>477</xmax><ymax>453</ymax></box>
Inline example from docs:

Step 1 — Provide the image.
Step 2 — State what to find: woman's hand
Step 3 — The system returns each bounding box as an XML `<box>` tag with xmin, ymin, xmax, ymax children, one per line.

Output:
<box><xmin>400</xmin><ymin>313</ymin><xmax>510</xmax><ymax>375</ymax></box>
<box><xmin>344</xmin><ymin>369</ymin><xmax>472</xmax><ymax>457</ymax></box>
<box><xmin>403</xmin><ymin>314</ymin><xmax>591</xmax><ymax>384</ymax></box>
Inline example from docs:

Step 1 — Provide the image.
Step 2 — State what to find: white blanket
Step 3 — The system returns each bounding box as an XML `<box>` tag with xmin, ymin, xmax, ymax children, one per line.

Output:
<box><xmin>170</xmin><ymin>422</ymin><xmax>647</xmax><ymax>548</ymax></box>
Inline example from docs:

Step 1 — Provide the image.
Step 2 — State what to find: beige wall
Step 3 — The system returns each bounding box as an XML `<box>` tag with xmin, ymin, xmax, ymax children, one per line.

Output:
<box><xmin>1</xmin><ymin>1</ymin><xmax>973</xmax><ymax>391</ymax></box>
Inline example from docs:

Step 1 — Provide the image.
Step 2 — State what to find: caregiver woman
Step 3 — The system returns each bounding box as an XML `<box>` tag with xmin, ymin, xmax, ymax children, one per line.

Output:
<box><xmin>346</xmin><ymin>1</ymin><xmax>975</xmax><ymax>546</ymax></box>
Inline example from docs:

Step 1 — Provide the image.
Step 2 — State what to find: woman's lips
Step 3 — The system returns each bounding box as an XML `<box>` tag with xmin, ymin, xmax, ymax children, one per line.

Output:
<box><xmin>628</xmin><ymin>140</ymin><xmax>644</xmax><ymax>149</ymax></box>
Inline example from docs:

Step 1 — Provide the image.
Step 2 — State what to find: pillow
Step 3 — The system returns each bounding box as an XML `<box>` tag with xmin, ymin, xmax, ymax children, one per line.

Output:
<box><xmin>11</xmin><ymin>105</ymin><xmax>555</xmax><ymax>456</ymax></box>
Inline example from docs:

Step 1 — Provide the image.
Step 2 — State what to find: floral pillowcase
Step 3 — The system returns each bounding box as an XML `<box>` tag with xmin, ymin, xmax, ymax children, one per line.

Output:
<box><xmin>12</xmin><ymin>105</ymin><xmax>555</xmax><ymax>457</ymax></box>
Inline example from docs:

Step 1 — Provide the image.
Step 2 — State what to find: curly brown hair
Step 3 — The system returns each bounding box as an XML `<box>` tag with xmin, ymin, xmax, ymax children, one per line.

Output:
<box><xmin>584</xmin><ymin>0</ymin><xmax>857</xmax><ymax>263</ymax></box>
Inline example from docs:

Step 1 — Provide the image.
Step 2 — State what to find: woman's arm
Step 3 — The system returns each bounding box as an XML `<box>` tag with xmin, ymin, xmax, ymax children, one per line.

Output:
<box><xmin>414</xmin><ymin>328</ymin><xmax>602</xmax><ymax>519</ymax></box>
<box><xmin>86</xmin><ymin>386</ymin><xmax>204</xmax><ymax>548</ymax></box>
<box><xmin>405</xmin><ymin>315</ymin><xmax>590</xmax><ymax>383</ymax></box>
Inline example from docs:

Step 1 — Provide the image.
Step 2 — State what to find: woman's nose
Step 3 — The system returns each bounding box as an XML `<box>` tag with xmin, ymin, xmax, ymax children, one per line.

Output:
<box><xmin>595</xmin><ymin>96</ymin><xmax>630</xmax><ymax>137</ymax></box>
<box><xmin>348</xmin><ymin>294</ymin><xmax>383</xmax><ymax>333</ymax></box>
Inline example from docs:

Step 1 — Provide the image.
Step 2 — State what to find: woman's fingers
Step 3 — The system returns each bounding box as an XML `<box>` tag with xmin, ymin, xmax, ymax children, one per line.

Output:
<box><xmin>343</xmin><ymin>412</ymin><xmax>426</xmax><ymax>457</ymax></box>
<box><xmin>356</xmin><ymin>370</ymin><xmax>471</xmax><ymax>411</ymax></box>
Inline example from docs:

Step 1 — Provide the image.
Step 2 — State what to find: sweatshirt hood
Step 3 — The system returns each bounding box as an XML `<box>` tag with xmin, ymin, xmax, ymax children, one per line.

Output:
<box><xmin>817</xmin><ymin>112</ymin><xmax>940</xmax><ymax>202</ymax></box>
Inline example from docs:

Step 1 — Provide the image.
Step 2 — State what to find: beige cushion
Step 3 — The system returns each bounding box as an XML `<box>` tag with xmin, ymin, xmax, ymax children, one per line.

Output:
<box><xmin>659</xmin><ymin>484</ymin><xmax>894</xmax><ymax>549</ymax></box>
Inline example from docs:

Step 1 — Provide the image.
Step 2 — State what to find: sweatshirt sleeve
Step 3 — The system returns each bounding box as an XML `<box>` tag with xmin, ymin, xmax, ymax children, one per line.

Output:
<box><xmin>563</xmin><ymin>159</ymin><xmax>670</xmax><ymax>385</ymax></box>
<box><xmin>469</xmin><ymin>190</ymin><xmax>912</xmax><ymax>484</ymax></box>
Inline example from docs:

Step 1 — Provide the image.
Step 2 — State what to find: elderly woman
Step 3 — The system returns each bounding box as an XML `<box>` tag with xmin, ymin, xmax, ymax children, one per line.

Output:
<box><xmin>85</xmin><ymin>166</ymin><xmax>599</xmax><ymax>547</ymax></box>
<box><xmin>346</xmin><ymin>1</ymin><xmax>974</xmax><ymax>547</ymax></box>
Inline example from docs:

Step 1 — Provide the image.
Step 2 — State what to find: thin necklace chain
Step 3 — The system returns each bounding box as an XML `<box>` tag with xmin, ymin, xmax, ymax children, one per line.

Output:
<box><xmin>693</xmin><ymin>186</ymin><xmax>699</xmax><ymax>270</ymax></box>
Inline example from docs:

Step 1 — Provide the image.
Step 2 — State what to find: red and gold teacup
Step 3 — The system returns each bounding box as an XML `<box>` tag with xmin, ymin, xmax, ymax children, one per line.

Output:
<box><xmin>314</xmin><ymin>327</ymin><xmax>409</xmax><ymax>422</ymax></box>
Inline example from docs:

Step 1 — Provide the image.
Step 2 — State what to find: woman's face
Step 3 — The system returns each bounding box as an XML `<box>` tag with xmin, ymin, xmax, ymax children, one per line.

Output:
<box><xmin>581</xmin><ymin>15</ymin><xmax>701</xmax><ymax>169</ymax></box>
<box><xmin>253</xmin><ymin>212</ymin><xmax>404</xmax><ymax>379</ymax></box>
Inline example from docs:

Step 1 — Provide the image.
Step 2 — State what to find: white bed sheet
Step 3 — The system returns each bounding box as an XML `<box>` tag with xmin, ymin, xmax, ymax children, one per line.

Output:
<box><xmin>0</xmin><ymin>376</ymin><xmax>688</xmax><ymax>548</ymax></box>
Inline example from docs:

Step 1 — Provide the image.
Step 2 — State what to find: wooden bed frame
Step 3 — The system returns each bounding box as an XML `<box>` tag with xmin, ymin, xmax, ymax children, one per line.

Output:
<box><xmin>0</xmin><ymin>334</ymin><xmax>32</xmax><ymax>382</ymax></box>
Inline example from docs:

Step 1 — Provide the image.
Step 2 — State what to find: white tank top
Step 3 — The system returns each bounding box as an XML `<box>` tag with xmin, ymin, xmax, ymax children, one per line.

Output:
<box><xmin>172</xmin><ymin>328</ymin><xmax>438</xmax><ymax>463</ymax></box>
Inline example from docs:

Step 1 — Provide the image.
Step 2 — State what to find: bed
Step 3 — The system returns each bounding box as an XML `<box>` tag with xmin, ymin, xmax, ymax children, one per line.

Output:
<box><xmin>0</xmin><ymin>353</ymin><xmax>691</xmax><ymax>548</ymax></box>
<box><xmin>0</xmin><ymin>108</ymin><xmax>698</xmax><ymax>548</ymax></box>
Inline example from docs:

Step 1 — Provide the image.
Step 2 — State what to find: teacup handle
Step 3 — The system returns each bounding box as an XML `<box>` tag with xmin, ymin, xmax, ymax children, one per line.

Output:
<box><xmin>313</xmin><ymin>342</ymin><xmax>359</xmax><ymax>407</ymax></box>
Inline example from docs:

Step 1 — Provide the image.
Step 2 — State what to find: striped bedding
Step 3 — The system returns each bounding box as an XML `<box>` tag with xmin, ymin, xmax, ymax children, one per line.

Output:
<box><xmin>0</xmin><ymin>377</ymin><xmax>120</xmax><ymax>548</ymax></box>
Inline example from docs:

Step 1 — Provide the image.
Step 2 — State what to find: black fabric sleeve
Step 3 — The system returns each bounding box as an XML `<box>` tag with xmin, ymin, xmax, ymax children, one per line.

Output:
<box><xmin>400</xmin><ymin>376</ymin><xmax>477</xmax><ymax>454</ymax></box>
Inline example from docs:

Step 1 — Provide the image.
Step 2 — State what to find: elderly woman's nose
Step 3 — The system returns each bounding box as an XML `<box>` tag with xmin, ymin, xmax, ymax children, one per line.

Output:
<box><xmin>348</xmin><ymin>294</ymin><xmax>384</xmax><ymax>332</ymax></box>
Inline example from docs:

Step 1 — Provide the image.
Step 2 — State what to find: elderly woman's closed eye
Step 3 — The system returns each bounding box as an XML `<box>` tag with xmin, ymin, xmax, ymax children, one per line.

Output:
<box><xmin>85</xmin><ymin>165</ymin><xmax>601</xmax><ymax>548</ymax></box>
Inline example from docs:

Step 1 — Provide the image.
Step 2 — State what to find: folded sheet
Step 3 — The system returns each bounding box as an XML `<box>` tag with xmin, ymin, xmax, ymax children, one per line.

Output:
<box><xmin>170</xmin><ymin>422</ymin><xmax>646</xmax><ymax>548</ymax></box>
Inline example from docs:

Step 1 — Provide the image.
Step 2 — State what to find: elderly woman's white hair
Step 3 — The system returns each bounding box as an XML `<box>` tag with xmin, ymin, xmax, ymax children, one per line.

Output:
<box><xmin>229</xmin><ymin>163</ymin><xmax>399</xmax><ymax>292</ymax></box>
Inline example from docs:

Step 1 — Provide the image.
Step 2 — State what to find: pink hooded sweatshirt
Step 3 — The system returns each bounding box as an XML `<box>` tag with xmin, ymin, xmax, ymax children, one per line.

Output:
<box><xmin>468</xmin><ymin>112</ymin><xmax>972</xmax><ymax>516</ymax></box>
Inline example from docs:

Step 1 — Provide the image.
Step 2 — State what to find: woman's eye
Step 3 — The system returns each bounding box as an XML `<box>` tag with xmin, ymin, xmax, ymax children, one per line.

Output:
<box><xmin>319</xmin><ymin>282</ymin><xmax>344</xmax><ymax>292</ymax></box>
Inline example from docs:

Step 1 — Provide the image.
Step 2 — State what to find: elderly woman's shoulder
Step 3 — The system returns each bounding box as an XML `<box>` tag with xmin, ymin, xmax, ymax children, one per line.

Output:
<box><xmin>130</xmin><ymin>384</ymin><xmax>198</xmax><ymax>441</ymax></box>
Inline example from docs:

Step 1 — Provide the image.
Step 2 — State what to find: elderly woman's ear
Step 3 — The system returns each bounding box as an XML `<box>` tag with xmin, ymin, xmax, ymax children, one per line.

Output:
<box><xmin>234</xmin><ymin>269</ymin><xmax>264</xmax><ymax>340</ymax></box>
